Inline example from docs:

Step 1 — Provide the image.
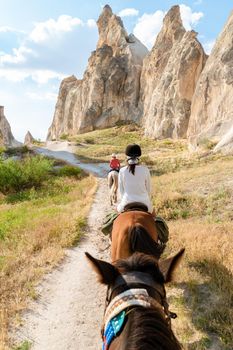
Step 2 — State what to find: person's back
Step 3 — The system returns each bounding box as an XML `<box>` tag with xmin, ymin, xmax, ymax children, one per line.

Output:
<box><xmin>109</xmin><ymin>153</ymin><xmax>120</xmax><ymax>172</ymax></box>
<box><xmin>117</xmin><ymin>144</ymin><xmax>153</xmax><ymax>213</ymax></box>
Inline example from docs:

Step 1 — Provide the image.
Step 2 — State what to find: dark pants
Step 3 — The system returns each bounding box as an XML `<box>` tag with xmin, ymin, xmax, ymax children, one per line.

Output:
<box><xmin>108</xmin><ymin>168</ymin><xmax>120</xmax><ymax>173</ymax></box>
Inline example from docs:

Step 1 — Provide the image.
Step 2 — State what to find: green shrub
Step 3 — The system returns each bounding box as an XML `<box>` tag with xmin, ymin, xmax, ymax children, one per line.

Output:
<box><xmin>57</xmin><ymin>165</ymin><xmax>85</xmax><ymax>179</ymax></box>
<box><xmin>13</xmin><ymin>340</ymin><xmax>32</xmax><ymax>350</ymax></box>
<box><xmin>60</xmin><ymin>134</ymin><xmax>68</xmax><ymax>140</ymax></box>
<box><xmin>0</xmin><ymin>156</ymin><xmax>53</xmax><ymax>194</ymax></box>
<box><xmin>4</xmin><ymin>146</ymin><xmax>30</xmax><ymax>156</ymax></box>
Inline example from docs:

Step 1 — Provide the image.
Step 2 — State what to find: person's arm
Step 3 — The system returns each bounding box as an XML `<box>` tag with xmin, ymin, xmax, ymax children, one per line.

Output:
<box><xmin>117</xmin><ymin>159</ymin><xmax>121</xmax><ymax>168</ymax></box>
<box><xmin>118</xmin><ymin>170</ymin><xmax>124</xmax><ymax>198</ymax></box>
<box><xmin>145</xmin><ymin>167</ymin><xmax>151</xmax><ymax>196</ymax></box>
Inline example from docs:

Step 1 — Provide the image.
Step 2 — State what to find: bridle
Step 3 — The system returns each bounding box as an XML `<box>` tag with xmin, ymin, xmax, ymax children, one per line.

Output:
<box><xmin>102</xmin><ymin>271</ymin><xmax>177</xmax><ymax>348</ymax></box>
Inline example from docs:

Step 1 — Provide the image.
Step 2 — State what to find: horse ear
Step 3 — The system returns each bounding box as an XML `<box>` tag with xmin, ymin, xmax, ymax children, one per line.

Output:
<box><xmin>85</xmin><ymin>252</ymin><xmax>119</xmax><ymax>285</ymax></box>
<box><xmin>159</xmin><ymin>248</ymin><xmax>185</xmax><ymax>283</ymax></box>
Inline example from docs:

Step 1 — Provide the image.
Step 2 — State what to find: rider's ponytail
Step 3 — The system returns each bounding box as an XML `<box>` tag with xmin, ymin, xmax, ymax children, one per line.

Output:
<box><xmin>127</xmin><ymin>157</ymin><xmax>139</xmax><ymax>175</ymax></box>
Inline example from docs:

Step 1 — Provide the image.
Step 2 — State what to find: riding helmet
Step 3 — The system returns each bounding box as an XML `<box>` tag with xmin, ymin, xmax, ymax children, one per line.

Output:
<box><xmin>125</xmin><ymin>144</ymin><xmax>142</xmax><ymax>157</ymax></box>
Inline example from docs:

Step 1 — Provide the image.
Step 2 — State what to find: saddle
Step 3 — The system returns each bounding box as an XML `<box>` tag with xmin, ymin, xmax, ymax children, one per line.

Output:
<box><xmin>123</xmin><ymin>202</ymin><xmax>148</xmax><ymax>213</ymax></box>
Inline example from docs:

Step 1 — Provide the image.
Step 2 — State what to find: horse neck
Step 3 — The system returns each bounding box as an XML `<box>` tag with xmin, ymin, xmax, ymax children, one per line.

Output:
<box><xmin>110</xmin><ymin>306</ymin><xmax>181</xmax><ymax>350</ymax></box>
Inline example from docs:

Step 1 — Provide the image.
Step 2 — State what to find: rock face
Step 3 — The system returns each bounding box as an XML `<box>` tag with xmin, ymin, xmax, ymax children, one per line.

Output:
<box><xmin>140</xmin><ymin>6</ymin><xmax>207</xmax><ymax>139</ymax></box>
<box><xmin>0</xmin><ymin>106</ymin><xmax>19</xmax><ymax>147</ymax></box>
<box><xmin>188</xmin><ymin>10</ymin><xmax>233</xmax><ymax>151</ymax></box>
<box><xmin>47</xmin><ymin>5</ymin><xmax>148</xmax><ymax>140</ymax></box>
<box><xmin>24</xmin><ymin>131</ymin><xmax>35</xmax><ymax>145</ymax></box>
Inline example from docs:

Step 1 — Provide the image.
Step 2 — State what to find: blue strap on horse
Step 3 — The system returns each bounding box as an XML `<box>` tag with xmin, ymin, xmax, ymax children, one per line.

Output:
<box><xmin>102</xmin><ymin>311</ymin><xmax>126</xmax><ymax>350</ymax></box>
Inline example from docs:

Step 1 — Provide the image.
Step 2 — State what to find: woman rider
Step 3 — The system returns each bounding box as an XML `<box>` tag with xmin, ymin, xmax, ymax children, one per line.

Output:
<box><xmin>117</xmin><ymin>144</ymin><xmax>154</xmax><ymax>214</ymax></box>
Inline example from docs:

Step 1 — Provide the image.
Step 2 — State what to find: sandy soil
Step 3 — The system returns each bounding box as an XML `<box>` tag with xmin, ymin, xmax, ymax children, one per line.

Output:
<box><xmin>13</xmin><ymin>143</ymin><xmax>111</xmax><ymax>350</ymax></box>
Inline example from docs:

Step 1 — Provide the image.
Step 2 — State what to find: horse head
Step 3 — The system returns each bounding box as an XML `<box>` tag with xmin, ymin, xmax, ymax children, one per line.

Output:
<box><xmin>86</xmin><ymin>249</ymin><xmax>185</xmax><ymax>350</ymax></box>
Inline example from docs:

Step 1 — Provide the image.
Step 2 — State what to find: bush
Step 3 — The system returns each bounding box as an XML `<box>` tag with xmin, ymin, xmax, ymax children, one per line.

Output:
<box><xmin>57</xmin><ymin>165</ymin><xmax>85</xmax><ymax>179</ymax></box>
<box><xmin>0</xmin><ymin>156</ymin><xmax>53</xmax><ymax>194</ymax></box>
<box><xmin>4</xmin><ymin>146</ymin><xmax>30</xmax><ymax>156</ymax></box>
<box><xmin>60</xmin><ymin>134</ymin><xmax>68</xmax><ymax>140</ymax></box>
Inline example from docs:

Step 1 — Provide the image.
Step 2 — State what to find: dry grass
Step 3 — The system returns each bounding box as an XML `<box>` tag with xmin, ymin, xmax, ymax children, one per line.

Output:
<box><xmin>152</xmin><ymin>154</ymin><xmax>233</xmax><ymax>349</ymax></box>
<box><xmin>0</xmin><ymin>175</ymin><xmax>97</xmax><ymax>350</ymax></box>
<box><xmin>69</xmin><ymin>123</ymin><xmax>187</xmax><ymax>163</ymax></box>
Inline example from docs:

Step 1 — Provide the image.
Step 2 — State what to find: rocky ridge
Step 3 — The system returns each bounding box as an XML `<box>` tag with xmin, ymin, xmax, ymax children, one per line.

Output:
<box><xmin>24</xmin><ymin>131</ymin><xmax>35</xmax><ymax>145</ymax></box>
<box><xmin>47</xmin><ymin>5</ymin><xmax>233</xmax><ymax>154</ymax></box>
<box><xmin>140</xmin><ymin>5</ymin><xmax>207</xmax><ymax>139</ymax></box>
<box><xmin>187</xmin><ymin>9</ymin><xmax>233</xmax><ymax>152</ymax></box>
<box><xmin>47</xmin><ymin>5</ymin><xmax>148</xmax><ymax>140</ymax></box>
<box><xmin>0</xmin><ymin>106</ymin><xmax>19</xmax><ymax>147</ymax></box>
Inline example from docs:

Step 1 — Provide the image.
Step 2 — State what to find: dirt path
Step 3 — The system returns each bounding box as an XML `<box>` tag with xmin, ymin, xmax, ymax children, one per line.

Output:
<box><xmin>14</xmin><ymin>144</ymin><xmax>111</xmax><ymax>350</ymax></box>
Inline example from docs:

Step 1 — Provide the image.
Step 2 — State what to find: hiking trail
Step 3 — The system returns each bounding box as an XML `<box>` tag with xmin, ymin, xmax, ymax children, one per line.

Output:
<box><xmin>13</xmin><ymin>142</ymin><xmax>110</xmax><ymax>350</ymax></box>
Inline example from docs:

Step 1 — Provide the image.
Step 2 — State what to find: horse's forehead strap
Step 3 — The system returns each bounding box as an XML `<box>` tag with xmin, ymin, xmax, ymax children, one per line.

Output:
<box><xmin>111</xmin><ymin>271</ymin><xmax>164</xmax><ymax>295</ymax></box>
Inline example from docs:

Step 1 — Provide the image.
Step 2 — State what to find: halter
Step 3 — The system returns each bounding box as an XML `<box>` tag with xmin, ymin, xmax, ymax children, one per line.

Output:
<box><xmin>102</xmin><ymin>271</ymin><xmax>177</xmax><ymax>349</ymax></box>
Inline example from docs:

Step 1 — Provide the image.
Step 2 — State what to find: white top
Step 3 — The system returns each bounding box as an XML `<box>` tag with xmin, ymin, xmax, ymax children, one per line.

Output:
<box><xmin>117</xmin><ymin>165</ymin><xmax>153</xmax><ymax>213</ymax></box>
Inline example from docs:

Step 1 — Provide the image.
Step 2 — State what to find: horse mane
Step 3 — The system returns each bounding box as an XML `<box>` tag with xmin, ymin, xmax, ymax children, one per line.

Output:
<box><xmin>126</xmin><ymin>306</ymin><xmax>182</xmax><ymax>350</ymax></box>
<box><xmin>129</xmin><ymin>225</ymin><xmax>165</xmax><ymax>259</ymax></box>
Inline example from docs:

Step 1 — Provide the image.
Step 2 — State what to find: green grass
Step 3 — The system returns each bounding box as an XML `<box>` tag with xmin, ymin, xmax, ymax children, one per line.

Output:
<box><xmin>71</xmin><ymin>124</ymin><xmax>187</xmax><ymax>162</ymax></box>
<box><xmin>0</xmin><ymin>172</ymin><xmax>96</xmax><ymax>349</ymax></box>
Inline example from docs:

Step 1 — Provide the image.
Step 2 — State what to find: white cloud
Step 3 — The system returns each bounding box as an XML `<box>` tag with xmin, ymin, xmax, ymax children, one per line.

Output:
<box><xmin>118</xmin><ymin>8</ymin><xmax>139</xmax><ymax>17</ymax></box>
<box><xmin>133</xmin><ymin>5</ymin><xmax>204</xmax><ymax>49</ymax></box>
<box><xmin>0</xmin><ymin>14</ymin><xmax>98</xmax><ymax>83</ymax></box>
<box><xmin>203</xmin><ymin>39</ymin><xmax>215</xmax><ymax>54</ymax></box>
<box><xmin>0</xmin><ymin>68</ymin><xmax>28</xmax><ymax>82</ymax></box>
<box><xmin>133</xmin><ymin>10</ymin><xmax>165</xmax><ymax>49</ymax></box>
<box><xmin>0</xmin><ymin>68</ymin><xmax>65</xmax><ymax>83</ymax></box>
<box><xmin>87</xmin><ymin>19</ymin><xmax>97</xmax><ymax>28</ymax></box>
<box><xmin>180</xmin><ymin>4</ymin><xmax>204</xmax><ymax>30</ymax></box>
<box><xmin>0</xmin><ymin>46</ymin><xmax>35</xmax><ymax>64</ymax></box>
<box><xmin>0</xmin><ymin>26</ymin><xmax>25</xmax><ymax>33</ymax></box>
<box><xmin>30</xmin><ymin>15</ymin><xmax>84</xmax><ymax>43</ymax></box>
<box><xmin>0</xmin><ymin>26</ymin><xmax>15</xmax><ymax>32</ymax></box>
<box><xmin>26</xmin><ymin>91</ymin><xmax>57</xmax><ymax>101</ymax></box>
<box><xmin>31</xmin><ymin>70</ymin><xmax>65</xmax><ymax>84</ymax></box>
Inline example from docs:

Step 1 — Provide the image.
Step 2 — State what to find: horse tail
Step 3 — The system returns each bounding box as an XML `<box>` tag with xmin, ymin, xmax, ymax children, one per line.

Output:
<box><xmin>108</xmin><ymin>173</ymin><xmax>113</xmax><ymax>189</ymax></box>
<box><xmin>113</xmin><ymin>173</ymin><xmax>118</xmax><ymax>193</ymax></box>
<box><xmin>129</xmin><ymin>226</ymin><xmax>165</xmax><ymax>259</ymax></box>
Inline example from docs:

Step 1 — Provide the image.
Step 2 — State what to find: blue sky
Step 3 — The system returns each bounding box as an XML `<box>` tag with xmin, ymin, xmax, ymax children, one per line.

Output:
<box><xmin>0</xmin><ymin>0</ymin><xmax>232</xmax><ymax>141</ymax></box>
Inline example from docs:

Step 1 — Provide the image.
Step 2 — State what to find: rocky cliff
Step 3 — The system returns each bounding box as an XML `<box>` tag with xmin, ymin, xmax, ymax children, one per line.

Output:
<box><xmin>140</xmin><ymin>5</ymin><xmax>207</xmax><ymax>139</ymax></box>
<box><xmin>47</xmin><ymin>5</ymin><xmax>148</xmax><ymax>140</ymax></box>
<box><xmin>24</xmin><ymin>131</ymin><xmax>35</xmax><ymax>145</ymax></box>
<box><xmin>188</xmin><ymin>10</ymin><xmax>233</xmax><ymax>151</ymax></box>
<box><xmin>0</xmin><ymin>106</ymin><xmax>19</xmax><ymax>147</ymax></box>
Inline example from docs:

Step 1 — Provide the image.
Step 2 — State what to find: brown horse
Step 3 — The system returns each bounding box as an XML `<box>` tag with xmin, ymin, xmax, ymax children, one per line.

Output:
<box><xmin>111</xmin><ymin>210</ymin><xmax>164</xmax><ymax>262</ymax></box>
<box><xmin>86</xmin><ymin>249</ymin><xmax>185</xmax><ymax>350</ymax></box>
<box><xmin>108</xmin><ymin>171</ymin><xmax>118</xmax><ymax>205</ymax></box>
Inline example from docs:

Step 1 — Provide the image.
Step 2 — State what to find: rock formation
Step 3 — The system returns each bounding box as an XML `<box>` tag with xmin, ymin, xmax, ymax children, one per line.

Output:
<box><xmin>140</xmin><ymin>5</ymin><xmax>207</xmax><ymax>139</ymax></box>
<box><xmin>24</xmin><ymin>131</ymin><xmax>35</xmax><ymax>145</ymax></box>
<box><xmin>47</xmin><ymin>5</ymin><xmax>148</xmax><ymax>140</ymax></box>
<box><xmin>0</xmin><ymin>106</ymin><xmax>19</xmax><ymax>147</ymax></box>
<box><xmin>188</xmin><ymin>10</ymin><xmax>233</xmax><ymax>151</ymax></box>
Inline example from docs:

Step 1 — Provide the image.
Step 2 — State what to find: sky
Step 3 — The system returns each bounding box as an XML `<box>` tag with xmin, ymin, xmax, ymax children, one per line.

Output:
<box><xmin>0</xmin><ymin>0</ymin><xmax>232</xmax><ymax>142</ymax></box>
